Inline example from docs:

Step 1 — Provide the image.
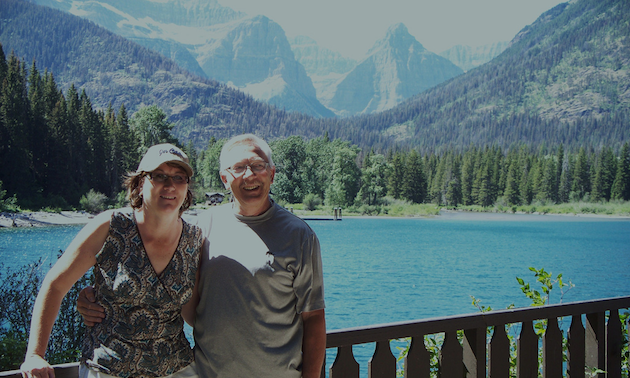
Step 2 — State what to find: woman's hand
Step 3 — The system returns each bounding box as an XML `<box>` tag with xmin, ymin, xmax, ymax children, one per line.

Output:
<box><xmin>76</xmin><ymin>286</ymin><xmax>105</xmax><ymax>326</ymax></box>
<box><xmin>21</xmin><ymin>354</ymin><xmax>54</xmax><ymax>378</ymax></box>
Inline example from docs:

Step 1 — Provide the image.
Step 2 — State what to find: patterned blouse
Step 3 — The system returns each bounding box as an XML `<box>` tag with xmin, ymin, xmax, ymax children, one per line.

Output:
<box><xmin>81</xmin><ymin>211</ymin><xmax>202</xmax><ymax>378</ymax></box>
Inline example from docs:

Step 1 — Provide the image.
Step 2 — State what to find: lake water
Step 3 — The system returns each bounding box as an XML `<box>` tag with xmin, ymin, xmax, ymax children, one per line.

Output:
<box><xmin>1</xmin><ymin>212</ymin><xmax>630</xmax><ymax>375</ymax></box>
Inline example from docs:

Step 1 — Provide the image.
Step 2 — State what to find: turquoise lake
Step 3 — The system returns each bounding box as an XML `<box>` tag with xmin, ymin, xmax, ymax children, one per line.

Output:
<box><xmin>1</xmin><ymin>212</ymin><xmax>630</xmax><ymax>374</ymax></box>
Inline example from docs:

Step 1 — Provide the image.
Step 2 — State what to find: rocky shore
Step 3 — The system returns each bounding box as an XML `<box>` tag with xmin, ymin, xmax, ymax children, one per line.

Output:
<box><xmin>0</xmin><ymin>211</ymin><xmax>93</xmax><ymax>228</ymax></box>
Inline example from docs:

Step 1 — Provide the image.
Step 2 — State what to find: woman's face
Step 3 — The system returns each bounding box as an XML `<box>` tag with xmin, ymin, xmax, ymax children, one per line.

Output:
<box><xmin>140</xmin><ymin>163</ymin><xmax>189</xmax><ymax>215</ymax></box>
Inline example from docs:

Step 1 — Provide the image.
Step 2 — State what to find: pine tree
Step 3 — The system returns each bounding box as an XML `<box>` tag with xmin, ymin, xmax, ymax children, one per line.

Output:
<box><xmin>460</xmin><ymin>149</ymin><xmax>476</xmax><ymax>205</ymax></box>
<box><xmin>387</xmin><ymin>151</ymin><xmax>405</xmax><ymax>199</ymax></box>
<box><xmin>503</xmin><ymin>155</ymin><xmax>521</xmax><ymax>205</ymax></box>
<box><xmin>611</xmin><ymin>143</ymin><xmax>630</xmax><ymax>201</ymax></box>
<box><xmin>0</xmin><ymin>53</ymin><xmax>37</xmax><ymax>200</ymax></box>
<box><xmin>402</xmin><ymin>149</ymin><xmax>426</xmax><ymax>204</ymax></box>
<box><xmin>572</xmin><ymin>147</ymin><xmax>591</xmax><ymax>200</ymax></box>
<box><xmin>444</xmin><ymin>153</ymin><xmax>462</xmax><ymax>206</ymax></box>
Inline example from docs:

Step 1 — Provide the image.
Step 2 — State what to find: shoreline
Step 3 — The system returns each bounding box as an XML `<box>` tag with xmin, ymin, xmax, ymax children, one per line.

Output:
<box><xmin>2</xmin><ymin>207</ymin><xmax>629</xmax><ymax>228</ymax></box>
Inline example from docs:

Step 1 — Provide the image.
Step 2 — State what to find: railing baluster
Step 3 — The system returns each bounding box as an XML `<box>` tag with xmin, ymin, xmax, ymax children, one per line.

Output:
<box><xmin>368</xmin><ymin>340</ymin><xmax>396</xmax><ymax>378</ymax></box>
<box><xmin>330</xmin><ymin>345</ymin><xmax>359</xmax><ymax>378</ymax></box>
<box><xmin>463</xmin><ymin>327</ymin><xmax>486</xmax><ymax>378</ymax></box>
<box><xmin>543</xmin><ymin>316</ymin><xmax>562</xmax><ymax>378</ymax></box>
<box><xmin>586</xmin><ymin>312</ymin><xmax>606</xmax><ymax>377</ymax></box>
<box><xmin>439</xmin><ymin>330</ymin><xmax>463</xmax><ymax>377</ymax></box>
<box><xmin>567</xmin><ymin>314</ymin><xmax>585</xmax><ymax>378</ymax></box>
<box><xmin>488</xmin><ymin>324</ymin><xmax>510</xmax><ymax>378</ymax></box>
<box><xmin>606</xmin><ymin>309</ymin><xmax>623</xmax><ymax>378</ymax></box>
<box><xmin>517</xmin><ymin>320</ymin><xmax>538</xmax><ymax>378</ymax></box>
<box><xmin>404</xmin><ymin>336</ymin><xmax>430</xmax><ymax>378</ymax></box>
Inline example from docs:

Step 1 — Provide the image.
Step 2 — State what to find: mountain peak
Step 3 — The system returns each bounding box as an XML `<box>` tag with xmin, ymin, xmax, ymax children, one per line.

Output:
<box><xmin>368</xmin><ymin>22</ymin><xmax>425</xmax><ymax>56</ymax></box>
<box><xmin>386</xmin><ymin>23</ymin><xmax>409</xmax><ymax>36</ymax></box>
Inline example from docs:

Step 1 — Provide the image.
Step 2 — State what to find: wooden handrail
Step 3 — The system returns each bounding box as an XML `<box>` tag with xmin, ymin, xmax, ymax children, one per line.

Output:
<box><xmin>2</xmin><ymin>296</ymin><xmax>629</xmax><ymax>378</ymax></box>
<box><xmin>327</xmin><ymin>296</ymin><xmax>630</xmax><ymax>347</ymax></box>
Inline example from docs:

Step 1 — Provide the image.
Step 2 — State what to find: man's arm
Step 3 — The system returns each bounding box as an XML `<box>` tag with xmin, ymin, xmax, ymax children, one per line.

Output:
<box><xmin>301</xmin><ymin>308</ymin><xmax>326</xmax><ymax>378</ymax></box>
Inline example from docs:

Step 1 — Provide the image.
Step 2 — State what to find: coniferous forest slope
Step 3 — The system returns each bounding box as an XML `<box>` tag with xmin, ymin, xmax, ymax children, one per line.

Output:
<box><xmin>329</xmin><ymin>0</ymin><xmax>630</xmax><ymax>152</ymax></box>
<box><xmin>0</xmin><ymin>0</ymin><xmax>318</xmax><ymax>145</ymax></box>
<box><xmin>1</xmin><ymin>0</ymin><xmax>629</xmax><ymax>153</ymax></box>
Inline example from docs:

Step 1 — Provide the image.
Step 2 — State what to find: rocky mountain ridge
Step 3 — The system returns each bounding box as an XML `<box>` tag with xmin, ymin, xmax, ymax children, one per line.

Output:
<box><xmin>28</xmin><ymin>0</ymin><xmax>477</xmax><ymax>117</ymax></box>
<box><xmin>29</xmin><ymin>0</ymin><xmax>334</xmax><ymax>117</ymax></box>
<box><xmin>322</xmin><ymin>23</ymin><xmax>463</xmax><ymax>116</ymax></box>
<box><xmin>439</xmin><ymin>41</ymin><xmax>510</xmax><ymax>72</ymax></box>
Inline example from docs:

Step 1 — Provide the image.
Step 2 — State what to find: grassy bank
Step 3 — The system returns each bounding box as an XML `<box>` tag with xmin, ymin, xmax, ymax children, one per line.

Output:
<box><xmin>456</xmin><ymin>200</ymin><xmax>630</xmax><ymax>217</ymax></box>
<box><xmin>278</xmin><ymin>199</ymin><xmax>630</xmax><ymax>218</ymax></box>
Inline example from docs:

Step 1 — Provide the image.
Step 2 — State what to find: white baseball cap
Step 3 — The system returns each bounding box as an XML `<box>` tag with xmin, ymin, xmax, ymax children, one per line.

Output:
<box><xmin>137</xmin><ymin>143</ymin><xmax>194</xmax><ymax>177</ymax></box>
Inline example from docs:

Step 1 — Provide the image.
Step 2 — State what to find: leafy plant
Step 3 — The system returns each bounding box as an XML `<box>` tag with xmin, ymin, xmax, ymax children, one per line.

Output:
<box><xmin>302</xmin><ymin>193</ymin><xmax>322</xmax><ymax>211</ymax></box>
<box><xmin>0</xmin><ymin>254</ymin><xmax>93</xmax><ymax>370</ymax></box>
<box><xmin>79</xmin><ymin>189</ymin><xmax>108</xmax><ymax>214</ymax></box>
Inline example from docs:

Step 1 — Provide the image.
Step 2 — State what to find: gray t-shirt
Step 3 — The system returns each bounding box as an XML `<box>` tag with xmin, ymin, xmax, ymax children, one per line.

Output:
<box><xmin>194</xmin><ymin>201</ymin><xmax>325</xmax><ymax>378</ymax></box>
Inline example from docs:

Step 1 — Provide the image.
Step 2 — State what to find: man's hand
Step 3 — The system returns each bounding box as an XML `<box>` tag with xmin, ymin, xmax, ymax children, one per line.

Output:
<box><xmin>76</xmin><ymin>286</ymin><xmax>105</xmax><ymax>326</ymax></box>
<box><xmin>21</xmin><ymin>354</ymin><xmax>54</xmax><ymax>378</ymax></box>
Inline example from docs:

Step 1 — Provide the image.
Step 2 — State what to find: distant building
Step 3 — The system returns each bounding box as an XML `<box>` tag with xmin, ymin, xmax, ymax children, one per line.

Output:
<box><xmin>205</xmin><ymin>192</ymin><xmax>226</xmax><ymax>206</ymax></box>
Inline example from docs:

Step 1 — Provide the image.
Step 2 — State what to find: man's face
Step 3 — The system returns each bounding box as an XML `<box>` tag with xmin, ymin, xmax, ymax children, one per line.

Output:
<box><xmin>220</xmin><ymin>142</ymin><xmax>275</xmax><ymax>215</ymax></box>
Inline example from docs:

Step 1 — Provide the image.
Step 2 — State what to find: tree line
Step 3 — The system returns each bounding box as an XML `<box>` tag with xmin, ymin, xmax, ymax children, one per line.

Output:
<box><xmin>193</xmin><ymin>135</ymin><xmax>630</xmax><ymax>211</ymax></box>
<box><xmin>1</xmin><ymin>49</ymin><xmax>629</xmax><ymax>212</ymax></box>
<box><xmin>0</xmin><ymin>49</ymin><xmax>178</xmax><ymax>210</ymax></box>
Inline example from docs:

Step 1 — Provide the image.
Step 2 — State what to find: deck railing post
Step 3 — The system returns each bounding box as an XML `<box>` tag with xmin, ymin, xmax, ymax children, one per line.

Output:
<box><xmin>330</xmin><ymin>345</ymin><xmax>359</xmax><ymax>378</ymax></box>
<box><xmin>463</xmin><ymin>327</ymin><xmax>486</xmax><ymax>378</ymax></box>
<box><xmin>517</xmin><ymin>320</ymin><xmax>538</xmax><ymax>378</ymax></box>
<box><xmin>567</xmin><ymin>314</ymin><xmax>586</xmax><ymax>378</ymax></box>
<box><xmin>606</xmin><ymin>309</ymin><xmax>623</xmax><ymax>378</ymax></box>
<box><xmin>488</xmin><ymin>324</ymin><xmax>510</xmax><ymax>378</ymax></box>
<box><xmin>586</xmin><ymin>312</ymin><xmax>606</xmax><ymax>377</ymax></box>
<box><xmin>368</xmin><ymin>340</ymin><xmax>396</xmax><ymax>378</ymax></box>
<box><xmin>543</xmin><ymin>316</ymin><xmax>563</xmax><ymax>378</ymax></box>
<box><xmin>439</xmin><ymin>330</ymin><xmax>464</xmax><ymax>377</ymax></box>
<box><xmin>404</xmin><ymin>336</ymin><xmax>431</xmax><ymax>378</ymax></box>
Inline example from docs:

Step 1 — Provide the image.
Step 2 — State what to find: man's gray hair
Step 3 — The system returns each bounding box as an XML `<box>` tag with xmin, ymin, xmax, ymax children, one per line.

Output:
<box><xmin>220</xmin><ymin>134</ymin><xmax>275</xmax><ymax>170</ymax></box>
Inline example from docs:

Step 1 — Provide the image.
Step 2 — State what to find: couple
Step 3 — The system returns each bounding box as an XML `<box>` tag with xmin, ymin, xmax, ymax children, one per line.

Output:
<box><xmin>21</xmin><ymin>134</ymin><xmax>326</xmax><ymax>378</ymax></box>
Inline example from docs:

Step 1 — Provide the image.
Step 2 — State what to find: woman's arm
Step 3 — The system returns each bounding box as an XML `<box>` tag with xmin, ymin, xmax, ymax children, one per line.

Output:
<box><xmin>21</xmin><ymin>212</ymin><xmax>111</xmax><ymax>377</ymax></box>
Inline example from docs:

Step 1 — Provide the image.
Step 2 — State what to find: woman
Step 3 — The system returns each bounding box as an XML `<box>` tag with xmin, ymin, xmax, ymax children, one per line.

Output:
<box><xmin>21</xmin><ymin>144</ymin><xmax>202</xmax><ymax>378</ymax></box>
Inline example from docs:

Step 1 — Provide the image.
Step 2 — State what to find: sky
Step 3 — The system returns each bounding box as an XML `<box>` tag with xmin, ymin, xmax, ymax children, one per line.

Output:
<box><xmin>218</xmin><ymin>0</ymin><xmax>567</xmax><ymax>59</ymax></box>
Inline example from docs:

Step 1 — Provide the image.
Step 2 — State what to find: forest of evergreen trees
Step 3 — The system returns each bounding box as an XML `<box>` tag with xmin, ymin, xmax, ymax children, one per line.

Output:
<box><xmin>2</xmin><ymin>0</ymin><xmax>629</xmax><ymax>156</ymax></box>
<box><xmin>1</xmin><ymin>49</ymin><xmax>629</xmax><ymax>212</ymax></box>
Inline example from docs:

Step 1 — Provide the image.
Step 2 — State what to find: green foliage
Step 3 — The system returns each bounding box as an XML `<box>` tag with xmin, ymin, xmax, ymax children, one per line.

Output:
<box><xmin>0</xmin><ymin>181</ymin><xmax>19</xmax><ymax>212</ymax></box>
<box><xmin>271</xmin><ymin>136</ymin><xmax>308</xmax><ymax>204</ymax></box>
<box><xmin>79</xmin><ymin>189</ymin><xmax>108</xmax><ymax>214</ymax></box>
<box><xmin>516</xmin><ymin>267</ymin><xmax>574</xmax><ymax>307</ymax></box>
<box><xmin>302</xmin><ymin>193</ymin><xmax>322</xmax><ymax>211</ymax></box>
<box><xmin>325</xmin><ymin>145</ymin><xmax>361</xmax><ymax>207</ymax></box>
<box><xmin>0</xmin><ymin>256</ymin><xmax>92</xmax><ymax>370</ymax></box>
<box><xmin>130</xmin><ymin>105</ymin><xmax>177</xmax><ymax>155</ymax></box>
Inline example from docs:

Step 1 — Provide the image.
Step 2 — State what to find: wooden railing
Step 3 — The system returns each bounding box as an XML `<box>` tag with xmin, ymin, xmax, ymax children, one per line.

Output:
<box><xmin>325</xmin><ymin>296</ymin><xmax>630</xmax><ymax>378</ymax></box>
<box><xmin>2</xmin><ymin>296</ymin><xmax>628</xmax><ymax>378</ymax></box>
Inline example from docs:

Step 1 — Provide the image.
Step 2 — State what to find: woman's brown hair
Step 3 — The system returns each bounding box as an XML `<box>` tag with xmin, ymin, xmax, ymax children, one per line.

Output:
<box><xmin>123</xmin><ymin>165</ymin><xmax>193</xmax><ymax>215</ymax></box>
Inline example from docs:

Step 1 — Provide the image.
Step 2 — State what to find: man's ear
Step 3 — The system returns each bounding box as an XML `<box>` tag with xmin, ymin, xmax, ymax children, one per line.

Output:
<box><xmin>270</xmin><ymin>166</ymin><xmax>276</xmax><ymax>184</ymax></box>
<box><xmin>220</xmin><ymin>171</ymin><xmax>229</xmax><ymax>188</ymax></box>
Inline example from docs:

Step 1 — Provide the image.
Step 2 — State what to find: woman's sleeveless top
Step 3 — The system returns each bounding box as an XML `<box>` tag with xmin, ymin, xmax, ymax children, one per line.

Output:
<box><xmin>81</xmin><ymin>211</ymin><xmax>202</xmax><ymax>378</ymax></box>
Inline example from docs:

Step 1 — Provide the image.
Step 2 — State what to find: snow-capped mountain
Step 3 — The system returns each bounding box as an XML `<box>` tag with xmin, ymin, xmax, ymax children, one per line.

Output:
<box><xmin>29</xmin><ymin>0</ymin><xmax>334</xmax><ymax>117</ymax></box>
<box><xmin>289</xmin><ymin>36</ymin><xmax>357</xmax><ymax>107</ymax></box>
<box><xmin>323</xmin><ymin>23</ymin><xmax>464</xmax><ymax>117</ymax></box>
<box><xmin>439</xmin><ymin>41</ymin><xmax>510</xmax><ymax>72</ymax></box>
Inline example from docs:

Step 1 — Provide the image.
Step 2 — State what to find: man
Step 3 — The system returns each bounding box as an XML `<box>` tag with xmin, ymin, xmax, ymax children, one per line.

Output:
<box><xmin>79</xmin><ymin>134</ymin><xmax>326</xmax><ymax>378</ymax></box>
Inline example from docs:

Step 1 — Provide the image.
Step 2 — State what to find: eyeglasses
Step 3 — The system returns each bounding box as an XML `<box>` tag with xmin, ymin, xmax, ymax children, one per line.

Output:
<box><xmin>226</xmin><ymin>162</ymin><xmax>269</xmax><ymax>176</ymax></box>
<box><xmin>146</xmin><ymin>172</ymin><xmax>189</xmax><ymax>184</ymax></box>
